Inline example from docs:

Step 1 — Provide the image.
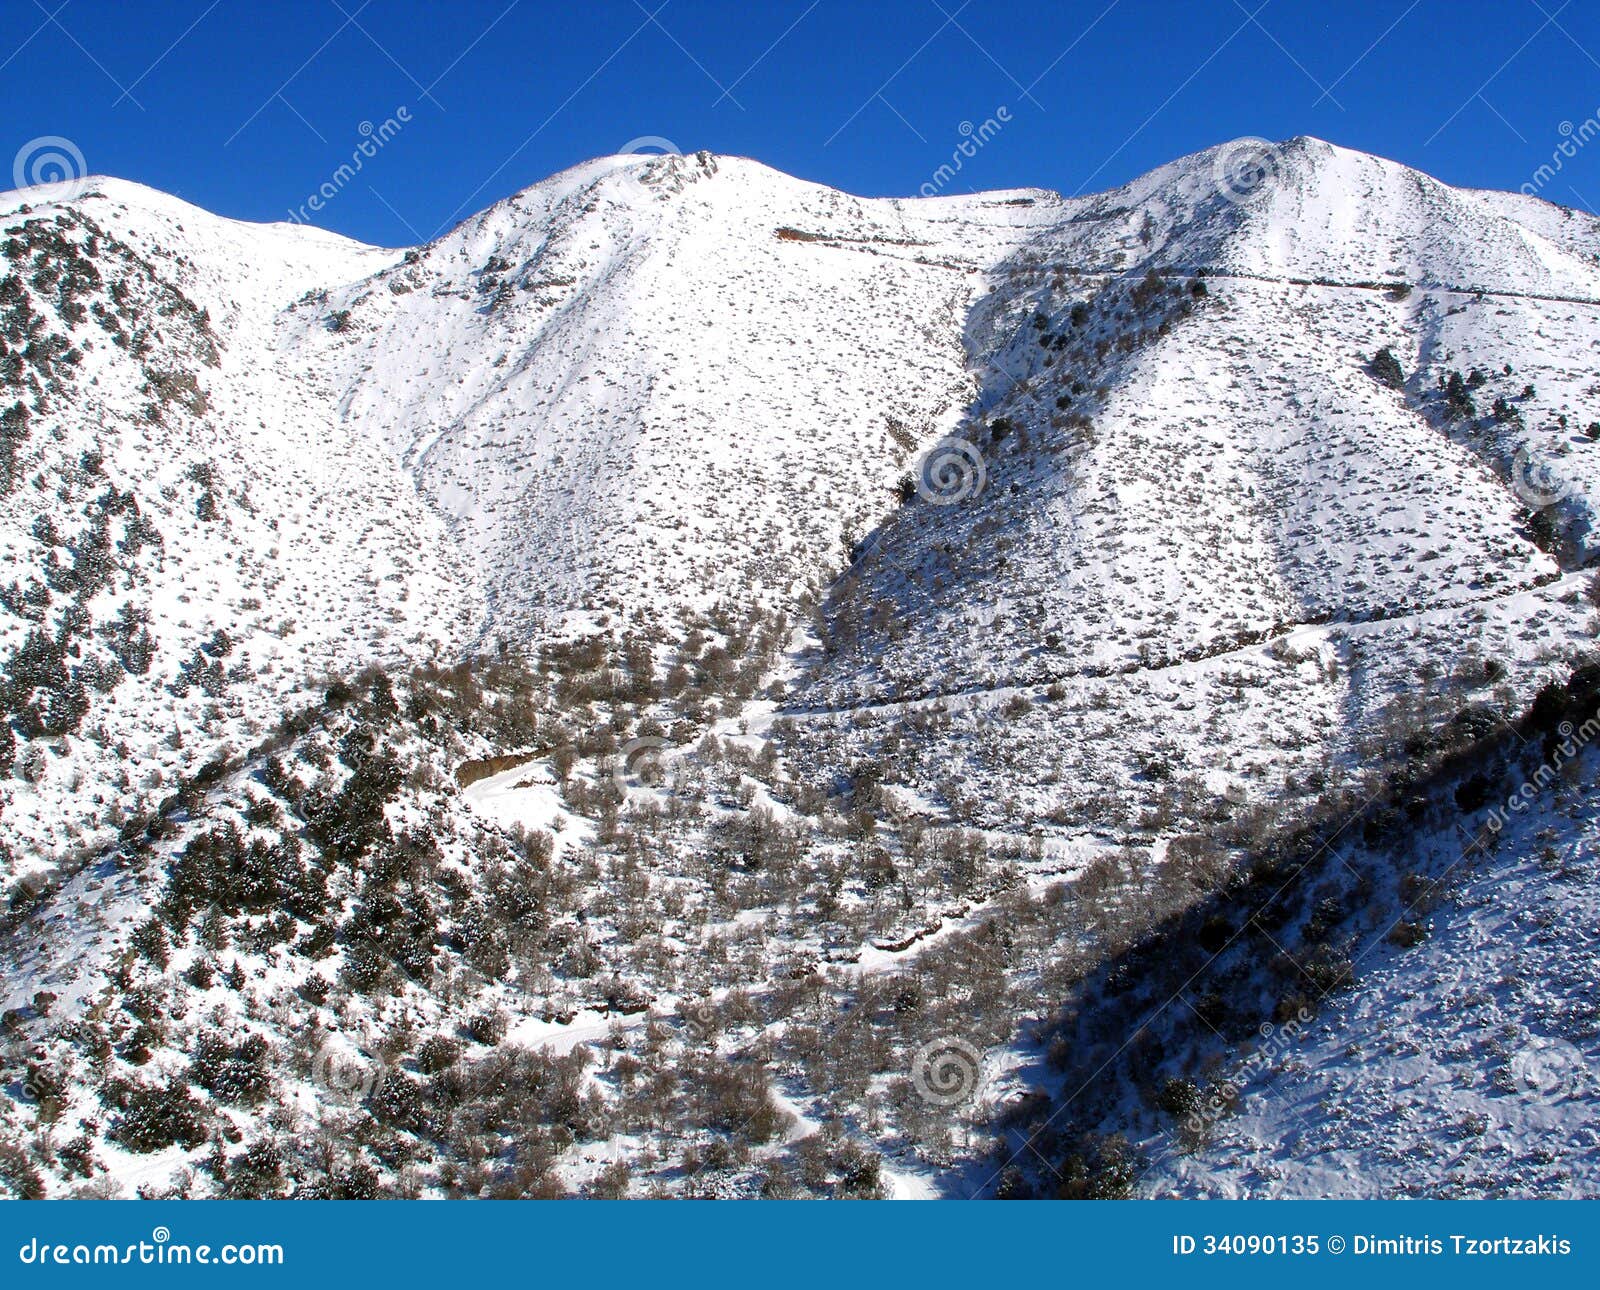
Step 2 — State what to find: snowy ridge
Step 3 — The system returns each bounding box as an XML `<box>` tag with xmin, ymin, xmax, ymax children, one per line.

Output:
<box><xmin>1</xmin><ymin>138</ymin><xmax>1598</xmax><ymax>1199</ymax></box>
<box><xmin>0</xmin><ymin>178</ymin><xmax>478</xmax><ymax>882</ymax></box>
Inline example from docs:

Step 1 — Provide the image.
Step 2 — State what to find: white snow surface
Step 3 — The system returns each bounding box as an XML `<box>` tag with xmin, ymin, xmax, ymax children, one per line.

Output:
<box><xmin>3</xmin><ymin>137</ymin><xmax>1600</xmax><ymax>1198</ymax></box>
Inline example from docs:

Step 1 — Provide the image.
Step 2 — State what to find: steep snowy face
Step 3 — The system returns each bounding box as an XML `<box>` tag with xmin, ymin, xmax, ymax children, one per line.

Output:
<box><xmin>785</xmin><ymin>137</ymin><xmax>1600</xmax><ymax>832</ymax></box>
<box><xmin>284</xmin><ymin>151</ymin><xmax>1062</xmax><ymax>641</ymax></box>
<box><xmin>0</xmin><ymin>179</ymin><xmax>479</xmax><ymax>879</ymax></box>
<box><xmin>3</xmin><ymin>141</ymin><xmax>1600</xmax><ymax>1202</ymax></box>
<box><xmin>1217</xmin><ymin>137</ymin><xmax>1600</xmax><ymax>291</ymax></box>
<box><xmin>277</xmin><ymin>136</ymin><xmax>1600</xmax><ymax>666</ymax></box>
<box><xmin>5</xmin><ymin>138</ymin><xmax>1600</xmax><ymax>883</ymax></box>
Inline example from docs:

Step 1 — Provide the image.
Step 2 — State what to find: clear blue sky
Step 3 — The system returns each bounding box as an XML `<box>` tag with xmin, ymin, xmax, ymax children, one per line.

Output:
<box><xmin>4</xmin><ymin>0</ymin><xmax>1600</xmax><ymax>246</ymax></box>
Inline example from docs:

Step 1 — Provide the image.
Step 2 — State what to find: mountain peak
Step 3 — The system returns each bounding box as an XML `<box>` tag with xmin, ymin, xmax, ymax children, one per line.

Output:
<box><xmin>3</xmin><ymin>136</ymin><xmax>1599</xmax><ymax>1199</ymax></box>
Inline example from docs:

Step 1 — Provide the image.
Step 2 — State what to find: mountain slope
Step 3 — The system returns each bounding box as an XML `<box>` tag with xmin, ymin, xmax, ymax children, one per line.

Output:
<box><xmin>283</xmin><ymin>150</ymin><xmax>1059</xmax><ymax>640</ymax></box>
<box><xmin>0</xmin><ymin>179</ymin><xmax>479</xmax><ymax>887</ymax></box>
<box><xmin>787</xmin><ymin>137</ymin><xmax>1599</xmax><ymax>839</ymax></box>
<box><xmin>0</xmin><ymin>138</ymin><xmax>1597</xmax><ymax>1199</ymax></box>
<box><xmin>982</xmin><ymin>664</ymin><xmax>1600</xmax><ymax>1200</ymax></box>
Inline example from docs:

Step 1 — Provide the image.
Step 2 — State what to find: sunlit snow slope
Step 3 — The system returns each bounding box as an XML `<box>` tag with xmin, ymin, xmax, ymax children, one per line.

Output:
<box><xmin>4</xmin><ymin>136</ymin><xmax>1600</xmax><ymax>884</ymax></box>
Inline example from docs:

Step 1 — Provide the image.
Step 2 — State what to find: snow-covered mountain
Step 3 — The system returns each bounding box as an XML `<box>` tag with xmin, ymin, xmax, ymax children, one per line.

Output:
<box><xmin>0</xmin><ymin>137</ymin><xmax>1596</xmax><ymax>1199</ymax></box>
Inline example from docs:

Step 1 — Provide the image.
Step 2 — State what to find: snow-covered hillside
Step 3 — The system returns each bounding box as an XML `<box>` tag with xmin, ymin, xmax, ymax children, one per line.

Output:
<box><xmin>0</xmin><ymin>138</ymin><xmax>1596</xmax><ymax>1199</ymax></box>
<box><xmin>982</xmin><ymin>664</ymin><xmax>1600</xmax><ymax>1200</ymax></box>
<box><xmin>285</xmin><ymin>150</ymin><xmax>1052</xmax><ymax>640</ymax></box>
<box><xmin>0</xmin><ymin>178</ymin><xmax>478</xmax><ymax>888</ymax></box>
